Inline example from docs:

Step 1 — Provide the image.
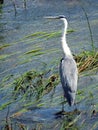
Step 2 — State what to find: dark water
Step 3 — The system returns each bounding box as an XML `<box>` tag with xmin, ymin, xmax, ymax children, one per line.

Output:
<box><xmin>0</xmin><ymin>0</ymin><xmax>98</xmax><ymax>129</ymax></box>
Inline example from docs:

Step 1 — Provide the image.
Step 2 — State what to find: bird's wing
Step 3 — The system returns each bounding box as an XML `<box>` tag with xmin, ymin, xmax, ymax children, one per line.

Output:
<box><xmin>59</xmin><ymin>57</ymin><xmax>78</xmax><ymax>106</ymax></box>
<box><xmin>59</xmin><ymin>57</ymin><xmax>78</xmax><ymax>93</ymax></box>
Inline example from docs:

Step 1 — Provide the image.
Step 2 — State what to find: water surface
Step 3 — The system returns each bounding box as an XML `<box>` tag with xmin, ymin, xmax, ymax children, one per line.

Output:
<box><xmin>0</xmin><ymin>0</ymin><xmax>98</xmax><ymax>129</ymax></box>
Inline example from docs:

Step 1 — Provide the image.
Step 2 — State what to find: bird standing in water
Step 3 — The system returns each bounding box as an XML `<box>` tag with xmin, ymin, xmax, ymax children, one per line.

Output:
<box><xmin>45</xmin><ymin>15</ymin><xmax>78</xmax><ymax>106</ymax></box>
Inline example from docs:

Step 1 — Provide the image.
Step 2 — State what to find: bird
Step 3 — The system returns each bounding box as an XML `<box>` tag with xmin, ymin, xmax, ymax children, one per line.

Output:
<box><xmin>45</xmin><ymin>15</ymin><xmax>78</xmax><ymax>106</ymax></box>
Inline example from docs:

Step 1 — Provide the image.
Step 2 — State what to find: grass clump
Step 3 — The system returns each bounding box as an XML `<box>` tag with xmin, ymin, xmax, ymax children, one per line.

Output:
<box><xmin>13</xmin><ymin>70</ymin><xmax>59</xmax><ymax>100</ymax></box>
<box><xmin>75</xmin><ymin>51</ymin><xmax>98</xmax><ymax>74</ymax></box>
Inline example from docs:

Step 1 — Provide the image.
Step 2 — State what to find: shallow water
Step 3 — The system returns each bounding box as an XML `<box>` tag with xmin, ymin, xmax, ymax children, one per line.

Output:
<box><xmin>0</xmin><ymin>0</ymin><xmax>98</xmax><ymax>129</ymax></box>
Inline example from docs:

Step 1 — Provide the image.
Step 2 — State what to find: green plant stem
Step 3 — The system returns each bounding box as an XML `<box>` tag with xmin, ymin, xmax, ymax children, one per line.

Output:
<box><xmin>78</xmin><ymin>0</ymin><xmax>95</xmax><ymax>52</ymax></box>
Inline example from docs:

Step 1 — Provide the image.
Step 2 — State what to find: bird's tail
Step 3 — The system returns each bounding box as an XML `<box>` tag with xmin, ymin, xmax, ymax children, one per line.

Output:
<box><xmin>64</xmin><ymin>91</ymin><xmax>76</xmax><ymax>106</ymax></box>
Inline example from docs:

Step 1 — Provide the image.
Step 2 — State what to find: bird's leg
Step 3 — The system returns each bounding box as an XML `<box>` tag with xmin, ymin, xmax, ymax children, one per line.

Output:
<box><xmin>61</xmin><ymin>96</ymin><xmax>65</xmax><ymax>112</ymax></box>
<box><xmin>62</xmin><ymin>102</ymin><xmax>64</xmax><ymax>112</ymax></box>
<box><xmin>74</xmin><ymin>102</ymin><xmax>78</xmax><ymax>111</ymax></box>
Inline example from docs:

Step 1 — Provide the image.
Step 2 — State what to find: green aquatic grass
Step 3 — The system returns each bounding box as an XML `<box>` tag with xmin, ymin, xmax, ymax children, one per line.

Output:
<box><xmin>24</xmin><ymin>48</ymin><xmax>60</xmax><ymax>56</ymax></box>
<box><xmin>75</xmin><ymin>51</ymin><xmax>98</xmax><ymax>74</ymax></box>
<box><xmin>0</xmin><ymin>54</ymin><xmax>9</xmax><ymax>60</ymax></box>
<box><xmin>91</xmin><ymin>122</ymin><xmax>98</xmax><ymax>130</ymax></box>
<box><xmin>25</xmin><ymin>29</ymin><xmax>74</xmax><ymax>40</ymax></box>
<box><xmin>3</xmin><ymin>29</ymin><xmax>74</xmax><ymax>47</ymax></box>
<box><xmin>0</xmin><ymin>101</ymin><xmax>13</xmax><ymax>111</ymax></box>
<box><xmin>0</xmin><ymin>28</ymin><xmax>74</xmax><ymax>67</ymax></box>
<box><xmin>11</xmin><ymin>108</ymin><xmax>28</xmax><ymax>118</ymax></box>
<box><xmin>25</xmin><ymin>31</ymin><xmax>47</xmax><ymax>38</ymax></box>
<box><xmin>0</xmin><ymin>51</ymin><xmax>21</xmax><ymax>60</ymax></box>
<box><xmin>0</xmin><ymin>44</ymin><xmax>11</xmax><ymax>50</ymax></box>
<box><xmin>19</xmin><ymin>48</ymin><xmax>60</xmax><ymax>66</ymax></box>
<box><xmin>2</xmin><ymin>74</ymin><xmax>14</xmax><ymax>83</ymax></box>
<box><xmin>24</xmin><ymin>48</ymin><xmax>42</xmax><ymax>54</ymax></box>
<box><xmin>78</xmin><ymin>0</ymin><xmax>96</xmax><ymax>52</ymax></box>
<box><xmin>12</xmin><ymin>69</ymin><xmax>59</xmax><ymax>103</ymax></box>
<box><xmin>18</xmin><ymin>58</ymin><xmax>32</xmax><ymax>65</ymax></box>
<box><xmin>60</xmin><ymin>112</ymin><xmax>81</xmax><ymax>130</ymax></box>
<box><xmin>25</xmin><ymin>31</ymin><xmax>60</xmax><ymax>40</ymax></box>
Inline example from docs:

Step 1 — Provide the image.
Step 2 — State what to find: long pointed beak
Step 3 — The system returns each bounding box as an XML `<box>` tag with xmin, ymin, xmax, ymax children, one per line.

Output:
<box><xmin>44</xmin><ymin>16</ymin><xmax>59</xmax><ymax>19</ymax></box>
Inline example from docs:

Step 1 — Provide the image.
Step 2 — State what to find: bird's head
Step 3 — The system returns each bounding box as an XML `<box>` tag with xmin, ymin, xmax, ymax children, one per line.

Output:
<box><xmin>44</xmin><ymin>15</ymin><xmax>68</xmax><ymax>26</ymax></box>
<box><xmin>44</xmin><ymin>15</ymin><xmax>66</xmax><ymax>20</ymax></box>
<box><xmin>56</xmin><ymin>15</ymin><xmax>66</xmax><ymax>19</ymax></box>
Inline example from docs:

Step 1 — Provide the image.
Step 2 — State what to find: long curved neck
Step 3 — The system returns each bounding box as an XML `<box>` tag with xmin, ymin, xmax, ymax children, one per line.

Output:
<box><xmin>61</xmin><ymin>19</ymin><xmax>72</xmax><ymax>57</ymax></box>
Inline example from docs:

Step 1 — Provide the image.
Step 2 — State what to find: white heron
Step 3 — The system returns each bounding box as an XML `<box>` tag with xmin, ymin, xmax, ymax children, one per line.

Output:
<box><xmin>45</xmin><ymin>15</ymin><xmax>78</xmax><ymax>106</ymax></box>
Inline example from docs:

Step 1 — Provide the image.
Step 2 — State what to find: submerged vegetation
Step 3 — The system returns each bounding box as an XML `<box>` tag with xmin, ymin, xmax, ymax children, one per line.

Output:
<box><xmin>13</xmin><ymin>70</ymin><xmax>59</xmax><ymax>100</ymax></box>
